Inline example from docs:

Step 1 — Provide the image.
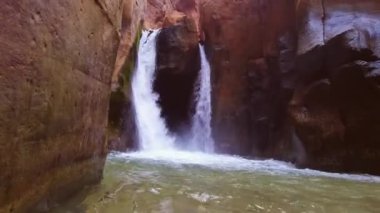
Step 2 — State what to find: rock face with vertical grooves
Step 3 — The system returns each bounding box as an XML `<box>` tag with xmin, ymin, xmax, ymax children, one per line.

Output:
<box><xmin>0</xmin><ymin>0</ymin><xmax>123</xmax><ymax>211</ymax></box>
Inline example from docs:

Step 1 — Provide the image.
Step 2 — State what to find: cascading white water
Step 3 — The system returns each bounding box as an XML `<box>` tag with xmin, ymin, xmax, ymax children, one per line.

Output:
<box><xmin>132</xmin><ymin>31</ymin><xmax>214</xmax><ymax>153</ymax></box>
<box><xmin>132</xmin><ymin>30</ymin><xmax>175</xmax><ymax>151</ymax></box>
<box><xmin>190</xmin><ymin>44</ymin><xmax>215</xmax><ymax>153</ymax></box>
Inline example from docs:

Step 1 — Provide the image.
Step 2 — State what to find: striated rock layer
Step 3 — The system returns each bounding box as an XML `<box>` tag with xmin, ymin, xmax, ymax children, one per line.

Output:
<box><xmin>0</xmin><ymin>0</ymin><xmax>123</xmax><ymax>211</ymax></box>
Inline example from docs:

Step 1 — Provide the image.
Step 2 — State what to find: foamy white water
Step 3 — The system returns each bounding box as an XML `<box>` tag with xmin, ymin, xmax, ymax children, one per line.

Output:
<box><xmin>132</xmin><ymin>30</ymin><xmax>175</xmax><ymax>150</ymax></box>
<box><xmin>56</xmin><ymin>151</ymin><xmax>380</xmax><ymax>212</ymax></box>
<box><xmin>190</xmin><ymin>44</ymin><xmax>214</xmax><ymax>152</ymax></box>
<box><xmin>113</xmin><ymin>151</ymin><xmax>380</xmax><ymax>183</ymax></box>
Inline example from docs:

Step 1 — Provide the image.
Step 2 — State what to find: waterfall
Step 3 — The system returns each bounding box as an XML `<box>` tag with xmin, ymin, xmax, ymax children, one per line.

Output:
<box><xmin>190</xmin><ymin>44</ymin><xmax>215</xmax><ymax>153</ymax></box>
<box><xmin>131</xmin><ymin>31</ymin><xmax>214</xmax><ymax>153</ymax></box>
<box><xmin>131</xmin><ymin>29</ymin><xmax>175</xmax><ymax>151</ymax></box>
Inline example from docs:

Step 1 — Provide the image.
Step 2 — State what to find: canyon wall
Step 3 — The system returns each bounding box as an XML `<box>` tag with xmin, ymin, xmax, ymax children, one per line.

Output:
<box><xmin>110</xmin><ymin>0</ymin><xmax>380</xmax><ymax>174</ymax></box>
<box><xmin>290</xmin><ymin>0</ymin><xmax>380</xmax><ymax>173</ymax></box>
<box><xmin>0</xmin><ymin>0</ymin><xmax>123</xmax><ymax>211</ymax></box>
<box><xmin>199</xmin><ymin>0</ymin><xmax>380</xmax><ymax>174</ymax></box>
<box><xmin>200</xmin><ymin>0</ymin><xmax>297</xmax><ymax>159</ymax></box>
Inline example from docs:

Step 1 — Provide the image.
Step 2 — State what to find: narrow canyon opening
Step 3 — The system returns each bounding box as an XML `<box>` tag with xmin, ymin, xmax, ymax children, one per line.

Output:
<box><xmin>2</xmin><ymin>0</ymin><xmax>380</xmax><ymax>212</ymax></box>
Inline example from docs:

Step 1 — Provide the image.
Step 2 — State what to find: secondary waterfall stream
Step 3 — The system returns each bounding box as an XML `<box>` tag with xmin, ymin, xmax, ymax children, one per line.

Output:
<box><xmin>190</xmin><ymin>44</ymin><xmax>215</xmax><ymax>153</ymax></box>
<box><xmin>52</xmin><ymin>30</ymin><xmax>380</xmax><ymax>212</ymax></box>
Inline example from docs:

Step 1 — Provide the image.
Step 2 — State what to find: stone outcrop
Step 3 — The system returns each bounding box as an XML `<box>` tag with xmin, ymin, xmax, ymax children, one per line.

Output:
<box><xmin>0</xmin><ymin>0</ymin><xmax>123</xmax><ymax>211</ymax></box>
<box><xmin>199</xmin><ymin>0</ymin><xmax>380</xmax><ymax>174</ymax></box>
<box><xmin>111</xmin><ymin>0</ymin><xmax>145</xmax><ymax>91</ymax></box>
<box><xmin>290</xmin><ymin>0</ymin><xmax>380</xmax><ymax>174</ymax></box>
<box><xmin>111</xmin><ymin>0</ymin><xmax>200</xmax><ymax>91</ymax></box>
<box><xmin>154</xmin><ymin>15</ymin><xmax>200</xmax><ymax>135</ymax></box>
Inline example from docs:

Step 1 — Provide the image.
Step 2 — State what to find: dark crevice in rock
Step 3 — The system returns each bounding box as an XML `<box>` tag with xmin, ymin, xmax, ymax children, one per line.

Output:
<box><xmin>154</xmin><ymin>24</ymin><xmax>200</xmax><ymax>135</ymax></box>
<box><xmin>107</xmin><ymin>28</ymin><xmax>142</xmax><ymax>152</ymax></box>
<box><xmin>321</xmin><ymin>0</ymin><xmax>326</xmax><ymax>45</ymax></box>
<box><xmin>290</xmin><ymin>26</ymin><xmax>380</xmax><ymax>174</ymax></box>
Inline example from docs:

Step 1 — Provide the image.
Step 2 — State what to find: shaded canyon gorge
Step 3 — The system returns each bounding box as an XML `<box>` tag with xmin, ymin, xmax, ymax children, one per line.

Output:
<box><xmin>1</xmin><ymin>0</ymin><xmax>380</xmax><ymax>211</ymax></box>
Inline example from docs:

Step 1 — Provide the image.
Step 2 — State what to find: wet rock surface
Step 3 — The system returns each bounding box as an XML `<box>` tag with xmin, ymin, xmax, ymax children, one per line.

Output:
<box><xmin>154</xmin><ymin>16</ymin><xmax>200</xmax><ymax>135</ymax></box>
<box><xmin>200</xmin><ymin>0</ymin><xmax>297</xmax><ymax>157</ymax></box>
<box><xmin>200</xmin><ymin>0</ymin><xmax>380</xmax><ymax>174</ymax></box>
<box><xmin>110</xmin><ymin>0</ymin><xmax>200</xmax><ymax>148</ymax></box>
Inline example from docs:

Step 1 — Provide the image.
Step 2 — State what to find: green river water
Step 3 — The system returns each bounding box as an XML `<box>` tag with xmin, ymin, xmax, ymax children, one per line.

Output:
<box><xmin>54</xmin><ymin>151</ymin><xmax>380</xmax><ymax>213</ymax></box>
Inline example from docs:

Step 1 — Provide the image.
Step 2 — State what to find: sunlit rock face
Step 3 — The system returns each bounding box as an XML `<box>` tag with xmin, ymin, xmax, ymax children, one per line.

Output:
<box><xmin>291</xmin><ymin>0</ymin><xmax>380</xmax><ymax>174</ymax></box>
<box><xmin>111</xmin><ymin>0</ymin><xmax>146</xmax><ymax>90</ymax></box>
<box><xmin>0</xmin><ymin>0</ymin><xmax>122</xmax><ymax>211</ymax></box>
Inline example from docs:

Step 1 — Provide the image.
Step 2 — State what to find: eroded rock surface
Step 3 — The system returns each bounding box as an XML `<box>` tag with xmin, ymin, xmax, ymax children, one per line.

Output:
<box><xmin>199</xmin><ymin>0</ymin><xmax>380</xmax><ymax>174</ymax></box>
<box><xmin>154</xmin><ymin>15</ymin><xmax>200</xmax><ymax>135</ymax></box>
<box><xmin>0</xmin><ymin>0</ymin><xmax>122</xmax><ymax>211</ymax></box>
<box><xmin>200</xmin><ymin>0</ymin><xmax>297</xmax><ymax>157</ymax></box>
<box><xmin>290</xmin><ymin>0</ymin><xmax>380</xmax><ymax>174</ymax></box>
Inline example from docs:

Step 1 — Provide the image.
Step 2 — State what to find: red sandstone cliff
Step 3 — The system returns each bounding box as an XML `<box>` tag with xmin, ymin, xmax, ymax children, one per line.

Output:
<box><xmin>199</xmin><ymin>0</ymin><xmax>380</xmax><ymax>174</ymax></box>
<box><xmin>0</xmin><ymin>0</ymin><xmax>123</xmax><ymax>211</ymax></box>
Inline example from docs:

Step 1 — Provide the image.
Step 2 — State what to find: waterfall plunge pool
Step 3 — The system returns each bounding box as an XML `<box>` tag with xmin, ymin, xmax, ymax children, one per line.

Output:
<box><xmin>53</xmin><ymin>150</ymin><xmax>380</xmax><ymax>212</ymax></box>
